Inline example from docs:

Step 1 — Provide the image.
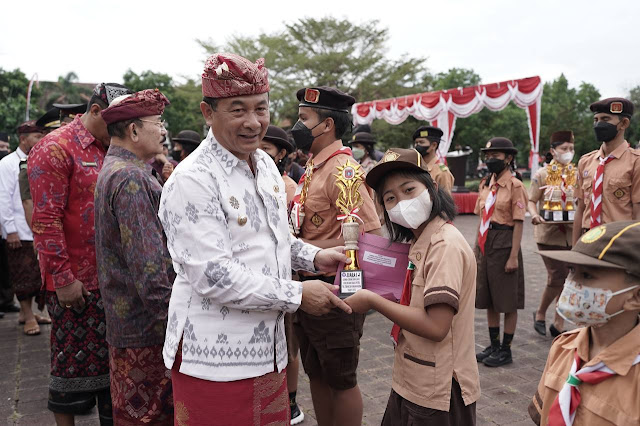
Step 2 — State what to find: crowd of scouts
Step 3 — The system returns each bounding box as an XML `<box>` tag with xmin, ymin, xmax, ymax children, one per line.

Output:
<box><xmin>0</xmin><ymin>51</ymin><xmax>638</xmax><ymax>426</ymax></box>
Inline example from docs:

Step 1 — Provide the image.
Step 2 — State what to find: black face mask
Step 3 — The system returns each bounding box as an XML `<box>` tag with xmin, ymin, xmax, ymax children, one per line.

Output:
<box><xmin>593</xmin><ymin>121</ymin><xmax>620</xmax><ymax>143</ymax></box>
<box><xmin>291</xmin><ymin>120</ymin><xmax>325</xmax><ymax>152</ymax></box>
<box><xmin>486</xmin><ymin>157</ymin><xmax>507</xmax><ymax>175</ymax></box>
<box><xmin>414</xmin><ymin>144</ymin><xmax>430</xmax><ymax>157</ymax></box>
<box><xmin>171</xmin><ymin>150</ymin><xmax>182</xmax><ymax>162</ymax></box>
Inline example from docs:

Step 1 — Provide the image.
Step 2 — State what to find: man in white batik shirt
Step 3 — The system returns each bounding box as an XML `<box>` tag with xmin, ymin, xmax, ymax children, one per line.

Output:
<box><xmin>160</xmin><ymin>52</ymin><xmax>352</xmax><ymax>424</ymax></box>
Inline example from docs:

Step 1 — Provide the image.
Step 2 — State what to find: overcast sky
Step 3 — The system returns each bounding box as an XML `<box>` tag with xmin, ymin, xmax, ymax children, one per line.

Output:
<box><xmin>2</xmin><ymin>0</ymin><xmax>639</xmax><ymax>100</ymax></box>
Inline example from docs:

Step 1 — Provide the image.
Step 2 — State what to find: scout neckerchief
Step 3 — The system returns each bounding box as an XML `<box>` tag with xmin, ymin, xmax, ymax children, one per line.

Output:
<box><xmin>289</xmin><ymin>146</ymin><xmax>352</xmax><ymax>234</ymax></box>
<box><xmin>548</xmin><ymin>349</ymin><xmax>640</xmax><ymax>426</ymax></box>
<box><xmin>390</xmin><ymin>260</ymin><xmax>416</xmax><ymax>345</ymax></box>
<box><xmin>477</xmin><ymin>178</ymin><xmax>498</xmax><ymax>255</ymax></box>
<box><xmin>589</xmin><ymin>154</ymin><xmax>615</xmax><ymax>229</ymax></box>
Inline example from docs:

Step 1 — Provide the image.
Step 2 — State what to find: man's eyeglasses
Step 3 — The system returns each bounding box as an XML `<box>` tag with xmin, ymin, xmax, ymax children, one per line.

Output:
<box><xmin>139</xmin><ymin>119</ymin><xmax>166</xmax><ymax>128</ymax></box>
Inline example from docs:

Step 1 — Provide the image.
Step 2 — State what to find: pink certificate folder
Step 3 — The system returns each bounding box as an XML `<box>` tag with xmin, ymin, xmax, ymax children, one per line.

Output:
<box><xmin>333</xmin><ymin>233</ymin><xmax>410</xmax><ymax>301</ymax></box>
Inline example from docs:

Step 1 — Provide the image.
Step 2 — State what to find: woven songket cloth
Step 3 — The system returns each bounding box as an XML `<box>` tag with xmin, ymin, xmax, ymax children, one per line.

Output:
<box><xmin>109</xmin><ymin>345</ymin><xmax>173</xmax><ymax>425</ymax></box>
<box><xmin>6</xmin><ymin>242</ymin><xmax>41</xmax><ymax>301</ymax></box>
<box><xmin>101</xmin><ymin>89</ymin><xmax>170</xmax><ymax>125</ymax></box>
<box><xmin>201</xmin><ymin>52</ymin><xmax>270</xmax><ymax>98</ymax></box>
<box><xmin>171</xmin><ymin>347</ymin><xmax>289</xmax><ymax>425</ymax></box>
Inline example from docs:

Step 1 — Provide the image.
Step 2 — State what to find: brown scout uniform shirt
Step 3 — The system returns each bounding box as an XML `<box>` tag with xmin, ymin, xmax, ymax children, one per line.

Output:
<box><xmin>529</xmin><ymin>321</ymin><xmax>640</xmax><ymax>426</ymax></box>
<box><xmin>575</xmin><ymin>142</ymin><xmax>640</xmax><ymax>229</ymax></box>
<box><xmin>300</xmin><ymin>140</ymin><xmax>381</xmax><ymax>241</ymax></box>
<box><xmin>529</xmin><ymin>164</ymin><xmax>573</xmax><ymax>246</ymax></box>
<box><xmin>393</xmin><ymin>217</ymin><xmax>480</xmax><ymax>411</ymax></box>
<box><xmin>426</xmin><ymin>156</ymin><xmax>454</xmax><ymax>194</ymax></box>
<box><xmin>474</xmin><ymin>170</ymin><xmax>528</xmax><ymax>226</ymax></box>
<box><xmin>283</xmin><ymin>174</ymin><xmax>297</xmax><ymax>207</ymax></box>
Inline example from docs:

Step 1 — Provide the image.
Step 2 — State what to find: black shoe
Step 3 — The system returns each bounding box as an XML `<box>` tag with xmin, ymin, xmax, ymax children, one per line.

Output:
<box><xmin>290</xmin><ymin>402</ymin><xmax>304</xmax><ymax>425</ymax></box>
<box><xmin>0</xmin><ymin>304</ymin><xmax>19</xmax><ymax>313</ymax></box>
<box><xmin>476</xmin><ymin>345</ymin><xmax>499</xmax><ymax>362</ymax></box>
<box><xmin>483</xmin><ymin>348</ymin><xmax>513</xmax><ymax>367</ymax></box>
<box><xmin>533</xmin><ymin>312</ymin><xmax>546</xmax><ymax>336</ymax></box>
<box><xmin>549</xmin><ymin>324</ymin><xmax>565</xmax><ymax>338</ymax></box>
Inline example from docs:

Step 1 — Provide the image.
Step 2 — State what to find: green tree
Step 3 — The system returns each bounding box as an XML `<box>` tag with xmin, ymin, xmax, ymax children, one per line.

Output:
<box><xmin>626</xmin><ymin>86</ymin><xmax>640</xmax><ymax>147</ymax></box>
<box><xmin>197</xmin><ymin>17</ymin><xmax>430</xmax><ymax>127</ymax></box>
<box><xmin>122</xmin><ymin>70</ymin><xmax>205</xmax><ymax>137</ymax></box>
<box><xmin>0</xmin><ymin>68</ymin><xmax>41</xmax><ymax>149</ymax></box>
<box><xmin>40</xmin><ymin>72</ymin><xmax>92</xmax><ymax>108</ymax></box>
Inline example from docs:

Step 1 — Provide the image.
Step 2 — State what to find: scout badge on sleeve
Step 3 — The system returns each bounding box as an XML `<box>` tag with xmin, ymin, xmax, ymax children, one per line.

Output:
<box><xmin>334</xmin><ymin>159</ymin><xmax>365</xmax><ymax>297</ymax></box>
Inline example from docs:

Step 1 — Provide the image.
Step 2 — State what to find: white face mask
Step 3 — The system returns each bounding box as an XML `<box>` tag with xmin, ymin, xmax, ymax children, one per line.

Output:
<box><xmin>553</xmin><ymin>150</ymin><xmax>574</xmax><ymax>165</ymax></box>
<box><xmin>352</xmin><ymin>148</ymin><xmax>365</xmax><ymax>160</ymax></box>
<box><xmin>556</xmin><ymin>278</ymin><xmax>639</xmax><ymax>327</ymax></box>
<box><xmin>387</xmin><ymin>188</ymin><xmax>433</xmax><ymax>229</ymax></box>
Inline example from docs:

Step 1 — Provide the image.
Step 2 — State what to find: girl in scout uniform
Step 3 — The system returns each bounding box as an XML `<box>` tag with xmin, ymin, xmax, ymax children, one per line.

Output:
<box><xmin>528</xmin><ymin>131</ymin><xmax>575</xmax><ymax>338</ymax></box>
<box><xmin>474</xmin><ymin>137</ymin><xmax>528</xmax><ymax>368</ymax></box>
<box><xmin>344</xmin><ymin>148</ymin><xmax>480</xmax><ymax>425</ymax></box>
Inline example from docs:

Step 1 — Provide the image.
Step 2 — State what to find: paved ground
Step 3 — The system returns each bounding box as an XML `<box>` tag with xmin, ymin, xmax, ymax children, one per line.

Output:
<box><xmin>0</xmin><ymin>215</ymin><xmax>557</xmax><ymax>425</ymax></box>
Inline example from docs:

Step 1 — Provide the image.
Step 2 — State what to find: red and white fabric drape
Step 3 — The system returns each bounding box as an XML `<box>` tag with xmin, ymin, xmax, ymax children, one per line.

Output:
<box><xmin>352</xmin><ymin>76</ymin><xmax>544</xmax><ymax>175</ymax></box>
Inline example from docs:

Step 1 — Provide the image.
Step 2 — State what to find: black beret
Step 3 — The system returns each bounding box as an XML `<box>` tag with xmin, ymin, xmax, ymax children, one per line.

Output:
<box><xmin>263</xmin><ymin>125</ymin><xmax>295</xmax><ymax>153</ymax></box>
<box><xmin>481</xmin><ymin>137</ymin><xmax>518</xmax><ymax>154</ymax></box>
<box><xmin>550</xmin><ymin>130</ymin><xmax>574</xmax><ymax>147</ymax></box>
<box><xmin>53</xmin><ymin>103</ymin><xmax>87</xmax><ymax>118</ymax></box>
<box><xmin>296</xmin><ymin>86</ymin><xmax>355</xmax><ymax>113</ymax></box>
<box><xmin>172</xmin><ymin>130</ymin><xmax>202</xmax><ymax>146</ymax></box>
<box><xmin>350</xmin><ymin>132</ymin><xmax>376</xmax><ymax>145</ymax></box>
<box><xmin>412</xmin><ymin>126</ymin><xmax>443</xmax><ymax>142</ymax></box>
<box><xmin>590</xmin><ymin>97</ymin><xmax>634</xmax><ymax>117</ymax></box>
<box><xmin>353</xmin><ymin>124</ymin><xmax>371</xmax><ymax>134</ymax></box>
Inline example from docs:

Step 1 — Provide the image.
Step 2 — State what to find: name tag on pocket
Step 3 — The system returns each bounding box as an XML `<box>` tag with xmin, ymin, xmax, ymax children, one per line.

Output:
<box><xmin>81</xmin><ymin>161</ymin><xmax>98</xmax><ymax>167</ymax></box>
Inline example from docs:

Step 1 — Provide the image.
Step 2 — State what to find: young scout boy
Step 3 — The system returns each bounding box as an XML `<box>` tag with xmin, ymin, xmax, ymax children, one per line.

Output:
<box><xmin>530</xmin><ymin>220</ymin><xmax>640</xmax><ymax>425</ymax></box>
<box><xmin>572</xmin><ymin>98</ymin><xmax>640</xmax><ymax>245</ymax></box>
<box><xmin>290</xmin><ymin>86</ymin><xmax>381</xmax><ymax>426</ymax></box>
<box><xmin>413</xmin><ymin>125</ymin><xmax>454</xmax><ymax>194</ymax></box>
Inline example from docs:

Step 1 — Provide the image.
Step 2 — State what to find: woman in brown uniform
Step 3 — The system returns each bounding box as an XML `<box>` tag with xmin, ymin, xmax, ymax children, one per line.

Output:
<box><xmin>344</xmin><ymin>148</ymin><xmax>480</xmax><ymax>425</ymax></box>
<box><xmin>527</xmin><ymin>131</ymin><xmax>575</xmax><ymax>337</ymax></box>
<box><xmin>474</xmin><ymin>137</ymin><xmax>528</xmax><ymax>367</ymax></box>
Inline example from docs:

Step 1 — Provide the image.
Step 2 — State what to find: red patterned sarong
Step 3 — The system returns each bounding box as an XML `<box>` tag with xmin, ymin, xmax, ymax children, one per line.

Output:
<box><xmin>171</xmin><ymin>348</ymin><xmax>289</xmax><ymax>426</ymax></box>
<box><xmin>109</xmin><ymin>344</ymin><xmax>173</xmax><ymax>425</ymax></box>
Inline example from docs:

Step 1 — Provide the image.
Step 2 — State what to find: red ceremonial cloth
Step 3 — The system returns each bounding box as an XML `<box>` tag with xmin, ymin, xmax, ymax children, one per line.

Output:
<box><xmin>109</xmin><ymin>344</ymin><xmax>174</xmax><ymax>425</ymax></box>
<box><xmin>101</xmin><ymin>89</ymin><xmax>170</xmax><ymax>125</ymax></box>
<box><xmin>17</xmin><ymin>120</ymin><xmax>43</xmax><ymax>134</ymax></box>
<box><xmin>171</xmin><ymin>347</ymin><xmax>289</xmax><ymax>425</ymax></box>
<box><xmin>452</xmin><ymin>192</ymin><xmax>479</xmax><ymax>214</ymax></box>
<box><xmin>202</xmin><ymin>52</ymin><xmax>270</xmax><ymax>98</ymax></box>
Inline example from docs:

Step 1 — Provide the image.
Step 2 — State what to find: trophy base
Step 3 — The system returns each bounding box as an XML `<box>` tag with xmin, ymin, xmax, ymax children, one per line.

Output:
<box><xmin>541</xmin><ymin>210</ymin><xmax>575</xmax><ymax>222</ymax></box>
<box><xmin>339</xmin><ymin>269</ymin><xmax>364</xmax><ymax>298</ymax></box>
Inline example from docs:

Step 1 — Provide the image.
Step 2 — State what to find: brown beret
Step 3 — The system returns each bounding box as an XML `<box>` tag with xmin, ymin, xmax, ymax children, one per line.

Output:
<box><xmin>101</xmin><ymin>89</ymin><xmax>170</xmax><ymax>125</ymax></box>
<box><xmin>296</xmin><ymin>86</ymin><xmax>355</xmax><ymax>113</ymax></box>
<box><xmin>550</xmin><ymin>131</ymin><xmax>574</xmax><ymax>147</ymax></box>
<box><xmin>589</xmin><ymin>97</ymin><xmax>634</xmax><ymax>117</ymax></box>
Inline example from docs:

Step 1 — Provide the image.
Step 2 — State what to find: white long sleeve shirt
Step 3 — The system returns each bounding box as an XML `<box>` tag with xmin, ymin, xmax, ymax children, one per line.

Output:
<box><xmin>0</xmin><ymin>148</ymin><xmax>32</xmax><ymax>241</ymax></box>
<box><xmin>160</xmin><ymin>130</ymin><xmax>320</xmax><ymax>382</ymax></box>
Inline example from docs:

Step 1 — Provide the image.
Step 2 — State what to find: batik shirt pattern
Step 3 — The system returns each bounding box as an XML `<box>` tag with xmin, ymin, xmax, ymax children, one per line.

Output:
<box><xmin>160</xmin><ymin>129</ymin><xmax>320</xmax><ymax>382</ymax></box>
<box><xmin>95</xmin><ymin>145</ymin><xmax>175</xmax><ymax>348</ymax></box>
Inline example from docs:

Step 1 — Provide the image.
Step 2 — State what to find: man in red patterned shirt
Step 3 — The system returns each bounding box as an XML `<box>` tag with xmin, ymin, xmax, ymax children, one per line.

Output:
<box><xmin>28</xmin><ymin>83</ymin><xmax>131</xmax><ymax>426</ymax></box>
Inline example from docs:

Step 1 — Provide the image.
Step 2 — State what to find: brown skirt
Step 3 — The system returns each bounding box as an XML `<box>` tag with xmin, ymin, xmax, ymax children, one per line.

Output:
<box><xmin>475</xmin><ymin>228</ymin><xmax>525</xmax><ymax>312</ymax></box>
<box><xmin>6</xmin><ymin>241</ymin><xmax>41</xmax><ymax>301</ymax></box>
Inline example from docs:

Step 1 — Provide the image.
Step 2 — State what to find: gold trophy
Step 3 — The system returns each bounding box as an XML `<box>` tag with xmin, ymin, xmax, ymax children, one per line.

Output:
<box><xmin>563</xmin><ymin>163</ymin><xmax>577</xmax><ymax>220</ymax></box>
<box><xmin>334</xmin><ymin>160</ymin><xmax>365</xmax><ymax>297</ymax></box>
<box><xmin>543</xmin><ymin>163</ymin><xmax>563</xmax><ymax>221</ymax></box>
